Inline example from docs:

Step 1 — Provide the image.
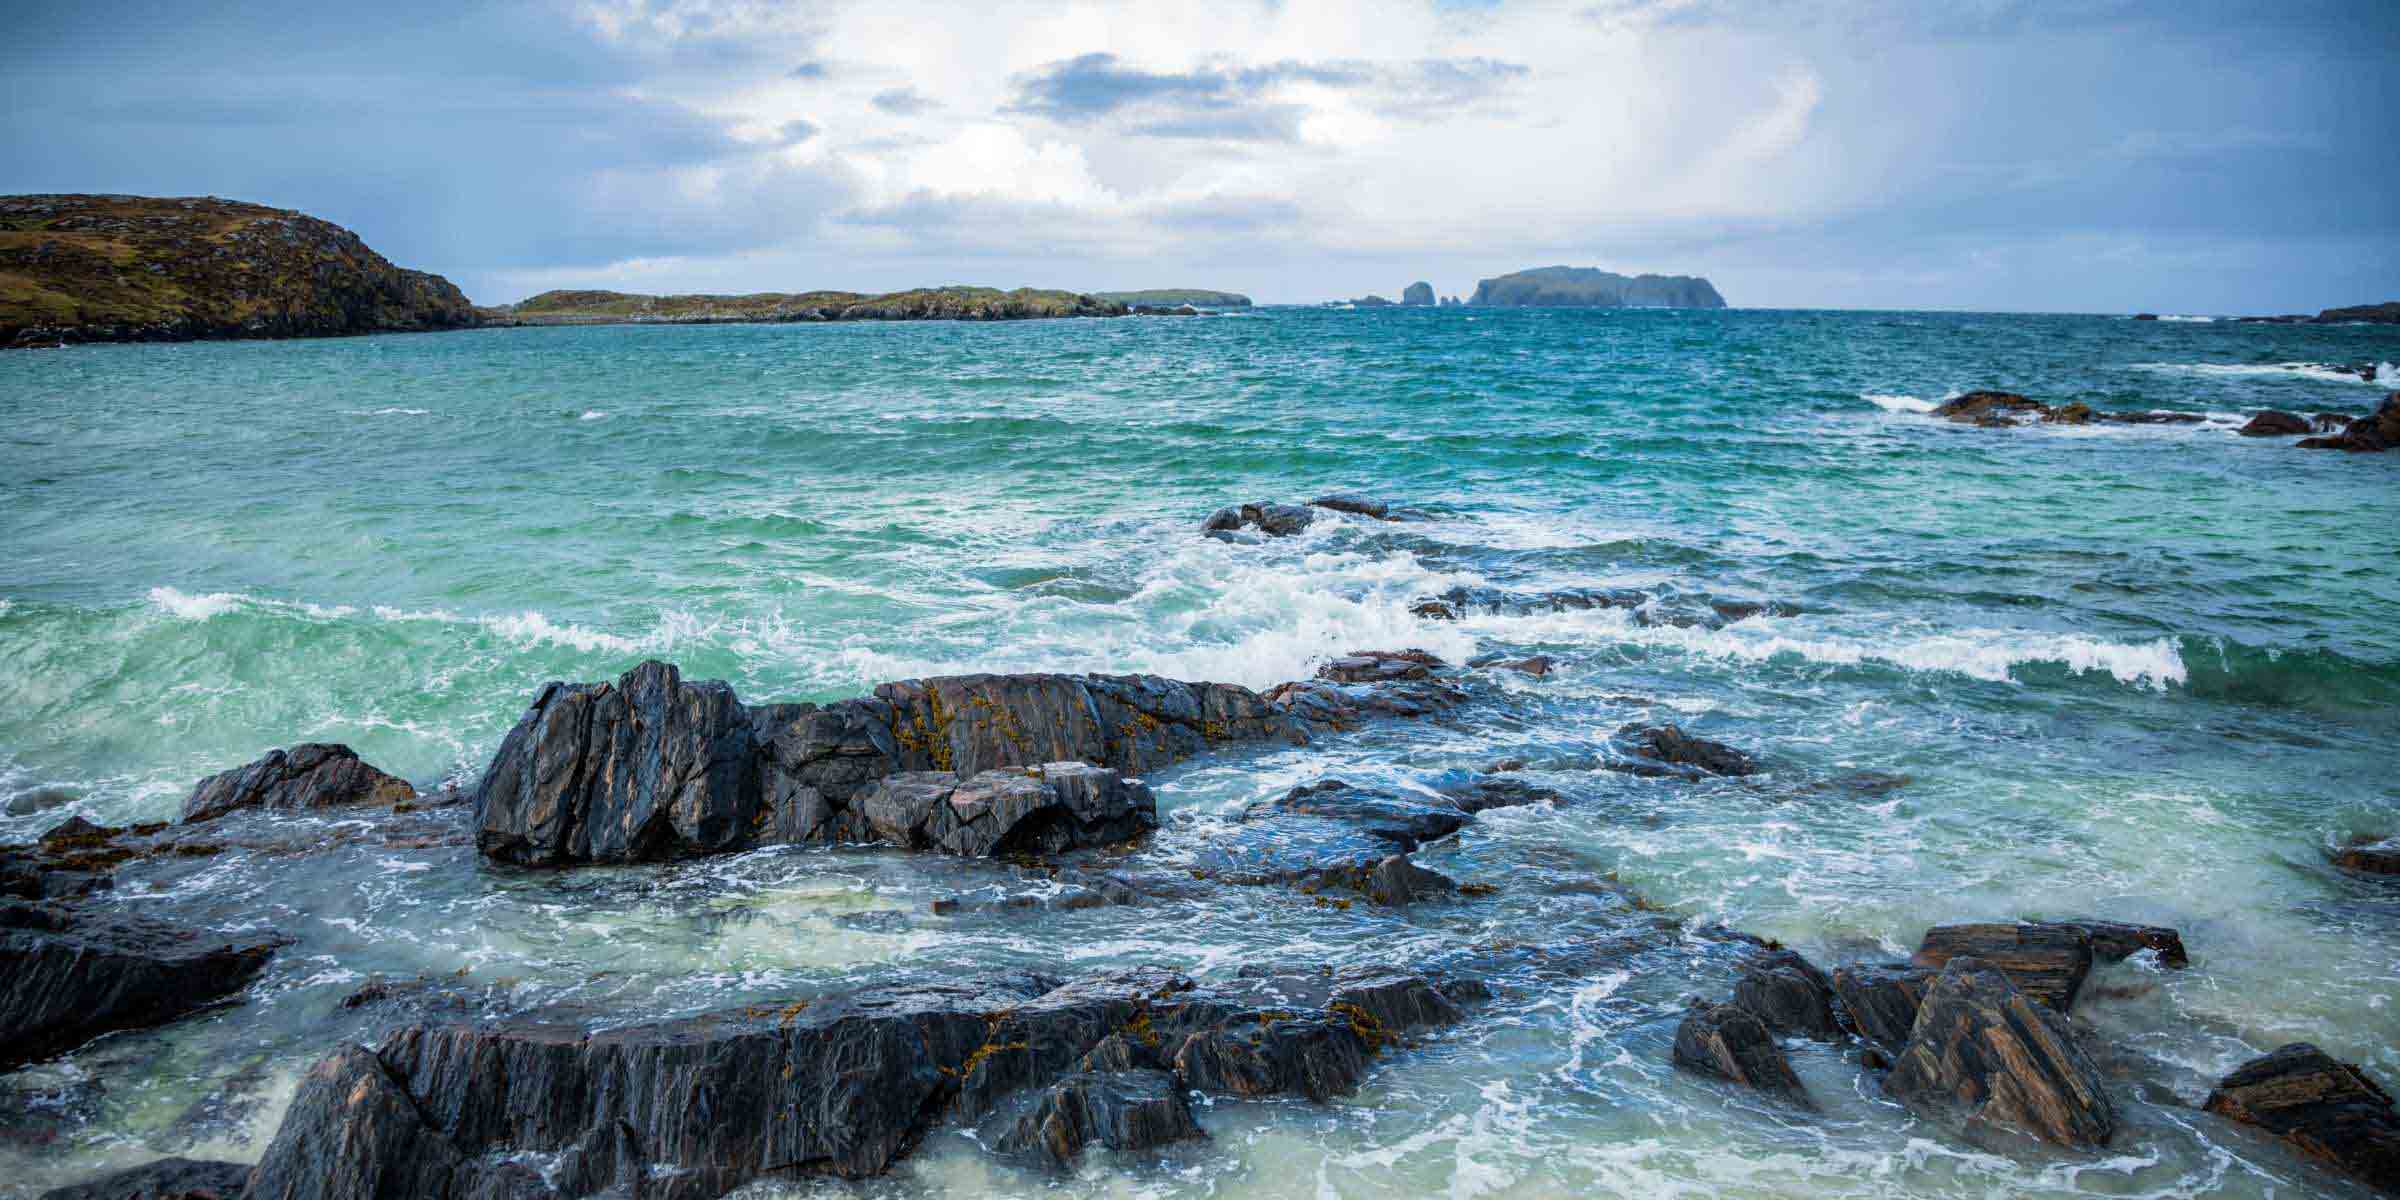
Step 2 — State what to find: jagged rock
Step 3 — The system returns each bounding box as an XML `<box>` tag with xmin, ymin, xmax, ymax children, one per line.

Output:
<box><xmin>1884</xmin><ymin>957</ymin><xmax>2116</xmax><ymax>1148</ymax></box>
<box><xmin>2298</xmin><ymin>392</ymin><xmax>2400</xmax><ymax>452</ymax></box>
<box><xmin>2239</xmin><ymin>410</ymin><xmax>2312</xmax><ymax>437</ymax></box>
<box><xmin>475</xmin><ymin>661</ymin><xmax>1302</xmax><ymax>866</ymax></box>
<box><xmin>1410</xmin><ymin>599</ymin><xmax>1461</xmax><ymax>620</ymax></box>
<box><xmin>1832</xmin><ymin>963</ymin><xmax>1935</xmax><ymax>1050</ymax></box>
<box><xmin>1201</xmin><ymin>502</ymin><xmax>1315</xmax><ymax>538</ymax></box>
<box><xmin>1356</xmin><ymin>854</ymin><xmax>1459</xmax><ymax>905</ymax></box>
<box><xmin>1248</xmin><ymin>781</ymin><xmax>1468</xmax><ymax>849</ymax></box>
<box><xmin>1</xmin><ymin>899</ymin><xmax>287</xmax><ymax>1073</ymax></box>
<box><xmin>37</xmin><ymin>1157</ymin><xmax>253</xmax><ymax>1199</ymax></box>
<box><xmin>1672</xmin><ymin>1002</ymin><xmax>1811</xmax><ymax>1107</ymax></box>
<box><xmin>996</xmin><ymin>1070</ymin><xmax>1202</xmax><ymax>1166</ymax></box>
<box><xmin>243</xmin><ymin>964</ymin><xmax>1478</xmax><ymax>1196</ymax></box>
<box><xmin>1438</xmin><ymin>777</ymin><xmax>1562</xmax><ymax>813</ymax></box>
<box><xmin>1317</xmin><ymin>649</ymin><xmax>1445</xmax><ymax>684</ymax></box>
<box><xmin>1262</xmin><ymin>676</ymin><xmax>1466</xmax><ymax>726</ymax></box>
<box><xmin>1913</xmin><ymin>922</ymin><xmax>2095</xmax><ymax>1011</ymax></box>
<box><xmin>1609</xmin><ymin>723</ymin><xmax>1759</xmax><ymax>778</ymax></box>
<box><xmin>1200</xmin><ymin>782</ymin><xmax>1474</xmax><ymax>899</ymax></box>
<box><xmin>2335</xmin><ymin>836</ymin><xmax>2400</xmax><ymax>875</ymax></box>
<box><xmin>1733</xmin><ymin>949</ymin><xmax>1842</xmax><ymax>1041</ymax></box>
<box><xmin>1309</xmin><ymin>493</ymin><xmax>1392</xmax><ymax>519</ymax></box>
<box><xmin>1932</xmin><ymin>391</ymin><xmax>2047</xmax><ymax>425</ymax></box>
<box><xmin>2060</xmin><ymin>919</ymin><xmax>2189</xmax><ymax>968</ymax></box>
<box><xmin>2203</xmin><ymin>1043</ymin><xmax>2399</xmax><ymax>1194</ymax></box>
<box><xmin>853</xmin><ymin>764</ymin><xmax>1156</xmax><ymax>858</ymax></box>
<box><xmin>1469</xmin><ymin>653</ymin><xmax>1554</xmax><ymax>677</ymax></box>
<box><xmin>181</xmin><ymin>744</ymin><xmax>415</xmax><ymax>824</ymax></box>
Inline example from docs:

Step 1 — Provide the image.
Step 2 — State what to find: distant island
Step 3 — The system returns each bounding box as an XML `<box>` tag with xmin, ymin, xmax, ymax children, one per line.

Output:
<box><xmin>2</xmin><ymin>194</ymin><xmax>478</xmax><ymax>348</ymax></box>
<box><xmin>1089</xmin><ymin>289</ymin><xmax>1250</xmax><ymax>308</ymax></box>
<box><xmin>496</xmin><ymin>287</ymin><xmax>1125</xmax><ymax>325</ymax></box>
<box><xmin>1469</xmin><ymin>266</ymin><xmax>1726</xmax><ymax>309</ymax></box>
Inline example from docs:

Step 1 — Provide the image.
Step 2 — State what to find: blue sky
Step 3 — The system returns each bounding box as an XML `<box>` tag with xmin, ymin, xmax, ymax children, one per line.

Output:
<box><xmin>6</xmin><ymin>1</ymin><xmax>2393</xmax><ymax>311</ymax></box>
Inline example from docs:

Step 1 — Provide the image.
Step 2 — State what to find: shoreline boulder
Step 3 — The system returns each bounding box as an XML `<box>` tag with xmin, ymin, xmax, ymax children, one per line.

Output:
<box><xmin>1884</xmin><ymin>956</ymin><xmax>2116</xmax><ymax>1148</ymax></box>
<box><xmin>2237</xmin><ymin>411</ymin><xmax>2312</xmax><ymax>437</ymax></box>
<box><xmin>2203</xmin><ymin>1043</ymin><xmax>2399</xmax><ymax>1194</ymax></box>
<box><xmin>182</xmin><ymin>744</ymin><xmax>415</xmax><ymax>824</ymax></box>
<box><xmin>1672</xmin><ymin>1002</ymin><xmax>1813</xmax><ymax>1108</ymax></box>
<box><xmin>1</xmin><ymin>899</ymin><xmax>287</xmax><ymax>1073</ymax></box>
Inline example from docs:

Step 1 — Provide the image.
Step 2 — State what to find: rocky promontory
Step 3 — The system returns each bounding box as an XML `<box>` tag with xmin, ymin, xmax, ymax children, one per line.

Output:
<box><xmin>1090</xmin><ymin>289</ymin><xmax>1250</xmax><ymax>308</ymax></box>
<box><xmin>1</xmin><ymin>194</ymin><xmax>479</xmax><ymax>348</ymax></box>
<box><xmin>497</xmin><ymin>285</ymin><xmax>1125</xmax><ymax>325</ymax></box>
<box><xmin>1468</xmin><ymin>266</ymin><xmax>1725</xmax><ymax>309</ymax></box>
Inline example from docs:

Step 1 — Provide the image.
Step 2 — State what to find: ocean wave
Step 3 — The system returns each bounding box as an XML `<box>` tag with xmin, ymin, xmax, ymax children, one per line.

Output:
<box><xmin>2155</xmin><ymin>315</ymin><xmax>2216</xmax><ymax>323</ymax></box>
<box><xmin>1861</xmin><ymin>392</ymin><xmax>1942</xmax><ymax>414</ymax></box>
<box><xmin>1460</xmin><ymin>605</ymin><xmax>2188</xmax><ymax>690</ymax></box>
<box><xmin>580</xmin><ymin>410</ymin><xmax>610</xmax><ymax>421</ymax></box>
<box><xmin>349</xmin><ymin>407</ymin><xmax>431</xmax><ymax>416</ymax></box>
<box><xmin>2128</xmin><ymin>361</ymin><xmax>2386</xmax><ymax>386</ymax></box>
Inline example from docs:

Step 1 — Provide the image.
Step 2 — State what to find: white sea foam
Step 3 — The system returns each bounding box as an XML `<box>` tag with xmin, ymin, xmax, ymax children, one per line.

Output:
<box><xmin>1862</xmin><ymin>392</ymin><xmax>1940</xmax><ymax>413</ymax></box>
<box><xmin>2129</xmin><ymin>361</ymin><xmax>2383</xmax><ymax>386</ymax></box>
<box><xmin>146</xmin><ymin>586</ymin><xmax>247</xmax><ymax>620</ymax></box>
<box><xmin>2155</xmin><ymin>315</ymin><xmax>2216</xmax><ymax>323</ymax></box>
<box><xmin>579</xmin><ymin>410</ymin><xmax>610</xmax><ymax>421</ymax></box>
<box><xmin>2378</xmin><ymin>361</ymin><xmax>2399</xmax><ymax>387</ymax></box>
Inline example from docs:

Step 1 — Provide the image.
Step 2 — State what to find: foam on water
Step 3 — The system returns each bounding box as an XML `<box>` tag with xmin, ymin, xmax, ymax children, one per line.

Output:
<box><xmin>2128</xmin><ymin>361</ymin><xmax>2382</xmax><ymax>385</ymax></box>
<box><xmin>1862</xmin><ymin>392</ymin><xmax>1941</xmax><ymax>413</ymax></box>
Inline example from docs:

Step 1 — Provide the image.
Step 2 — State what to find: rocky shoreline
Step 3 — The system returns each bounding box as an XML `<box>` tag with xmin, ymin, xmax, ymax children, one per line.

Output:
<box><xmin>1917</xmin><ymin>388</ymin><xmax>2400</xmax><ymax>454</ymax></box>
<box><xmin>10</xmin><ymin>488</ymin><xmax>2399</xmax><ymax>1197</ymax></box>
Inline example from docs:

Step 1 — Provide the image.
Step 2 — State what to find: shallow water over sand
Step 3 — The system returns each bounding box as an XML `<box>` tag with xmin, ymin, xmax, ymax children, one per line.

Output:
<box><xmin>1</xmin><ymin>308</ymin><xmax>2396</xmax><ymax>1197</ymax></box>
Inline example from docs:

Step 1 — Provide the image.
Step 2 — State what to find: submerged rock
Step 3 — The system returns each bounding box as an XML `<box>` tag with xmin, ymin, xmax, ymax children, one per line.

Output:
<box><xmin>1201</xmin><ymin>502</ymin><xmax>1314</xmax><ymax>538</ymax></box>
<box><xmin>1672</xmin><ymin>1002</ymin><xmax>1812</xmax><ymax>1107</ymax></box>
<box><xmin>242</xmin><ymin>963</ymin><xmax>1480</xmax><ymax>1196</ymax></box>
<box><xmin>1469</xmin><ymin>653</ymin><xmax>1554</xmax><ymax>677</ymax></box>
<box><xmin>182</xmin><ymin>744</ymin><xmax>415</xmax><ymax>824</ymax></box>
<box><xmin>853</xmin><ymin>764</ymin><xmax>1156</xmax><ymax>857</ymax></box>
<box><xmin>1931</xmin><ymin>390</ymin><xmax>2047</xmax><ymax>426</ymax></box>
<box><xmin>2334</xmin><ymin>836</ymin><xmax>2400</xmax><ymax>875</ymax></box>
<box><xmin>1308</xmin><ymin>493</ymin><xmax>1394</xmax><ymax>519</ymax></box>
<box><xmin>1609</xmin><ymin>723</ymin><xmax>1760</xmax><ymax>778</ymax></box>
<box><xmin>37</xmin><ymin>1157</ymin><xmax>253</xmax><ymax>1199</ymax></box>
<box><xmin>2203</xmin><ymin>1043</ymin><xmax>2399</xmax><ymax>1194</ymax></box>
<box><xmin>1884</xmin><ymin>957</ymin><xmax>2116</xmax><ymax>1148</ymax></box>
<box><xmin>475</xmin><ymin>660</ymin><xmax>1303</xmax><ymax>866</ymax></box>
<box><xmin>1317</xmin><ymin>649</ymin><xmax>1446</xmax><ymax>684</ymax></box>
<box><xmin>0</xmin><ymin>899</ymin><xmax>287</xmax><ymax>1073</ymax></box>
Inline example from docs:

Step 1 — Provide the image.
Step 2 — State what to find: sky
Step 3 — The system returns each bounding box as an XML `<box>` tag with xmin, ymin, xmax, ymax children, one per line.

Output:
<box><xmin>5</xmin><ymin>0</ymin><xmax>2395</xmax><ymax>312</ymax></box>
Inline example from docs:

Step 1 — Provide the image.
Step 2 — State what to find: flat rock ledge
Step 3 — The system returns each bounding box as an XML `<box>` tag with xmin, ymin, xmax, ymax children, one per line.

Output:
<box><xmin>2203</xmin><ymin>1042</ymin><xmax>2399</xmax><ymax>1195</ymax></box>
<box><xmin>1</xmin><ymin>898</ymin><xmax>288</xmax><ymax>1073</ymax></box>
<box><xmin>1928</xmin><ymin>390</ymin><xmax>2206</xmax><ymax>429</ymax></box>
<box><xmin>36</xmin><ymin>1156</ymin><xmax>254</xmax><ymax>1199</ymax></box>
<box><xmin>241</xmin><ymin>963</ymin><xmax>1482</xmax><ymax>1197</ymax></box>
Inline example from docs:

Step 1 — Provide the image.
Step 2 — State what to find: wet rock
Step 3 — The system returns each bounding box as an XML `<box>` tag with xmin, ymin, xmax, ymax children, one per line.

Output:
<box><xmin>2098</xmin><ymin>410</ymin><xmax>2207</xmax><ymax>425</ymax></box>
<box><xmin>1263</xmin><ymin>676</ymin><xmax>1466</xmax><ymax>726</ymax></box>
<box><xmin>1438</xmin><ymin>777</ymin><xmax>1563</xmax><ymax>813</ymax></box>
<box><xmin>1356</xmin><ymin>854</ymin><xmax>1459</xmax><ymax>905</ymax></box>
<box><xmin>37</xmin><ymin>1157</ymin><xmax>253</xmax><ymax>1199</ymax></box>
<box><xmin>476</xmin><ymin>660</ymin><xmax>1303</xmax><ymax>866</ymax></box>
<box><xmin>996</xmin><ymin>1070</ymin><xmax>1202</xmax><ymax>1166</ymax></box>
<box><xmin>1317</xmin><ymin>649</ymin><xmax>1446</xmax><ymax>684</ymax></box>
<box><xmin>1409</xmin><ymin>599</ymin><xmax>1461</xmax><ymax>620</ymax></box>
<box><xmin>2057</xmin><ymin>919</ymin><xmax>2189</xmax><ymax>968</ymax></box>
<box><xmin>1</xmin><ymin>899</ymin><xmax>288</xmax><ymax>1073</ymax></box>
<box><xmin>2043</xmin><ymin>402</ymin><xmax>2097</xmax><ymax>425</ymax></box>
<box><xmin>1481</xmin><ymin>757</ymin><xmax>1528</xmax><ymax>774</ymax></box>
<box><xmin>5</xmin><ymin>785</ymin><xmax>78</xmax><ymax>817</ymax></box>
<box><xmin>2334</xmin><ymin>836</ymin><xmax>2400</xmax><ymax>875</ymax></box>
<box><xmin>1250</xmin><ymin>781</ymin><xmax>1468</xmax><ymax>850</ymax></box>
<box><xmin>2312</xmin><ymin>411</ymin><xmax>2353</xmax><ymax>433</ymax></box>
<box><xmin>2297</xmin><ymin>393</ymin><xmax>2400</xmax><ymax>452</ymax></box>
<box><xmin>1831</xmin><ymin>963</ymin><xmax>1935</xmax><ymax>1049</ymax></box>
<box><xmin>930</xmin><ymin>874</ymin><xmax>1143</xmax><ymax>916</ymax></box>
<box><xmin>854</xmin><ymin>763</ymin><xmax>1156</xmax><ymax>858</ymax></box>
<box><xmin>2238</xmin><ymin>410</ymin><xmax>2312</xmax><ymax>437</ymax></box>
<box><xmin>1412</xmin><ymin>584</ymin><xmax>1650</xmax><ymax>619</ymax></box>
<box><xmin>246</xmin><ymin>964</ymin><xmax>1478</xmax><ymax>1195</ymax></box>
<box><xmin>1308</xmin><ymin>493</ymin><xmax>1392</xmax><ymax>519</ymax></box>
<box><xmin>1469</xmin><ymin>653</ymin><xmax>1554</xmax><ymax>677</ymax></box>
<box><xmin>2203</xmin><ymin>1043</ymin><xmax>2399</xmax><ymax>1194</ymax></box>
<box><xmin>1733</xmin><ymin>949</ymin><xmax>1842</xmax><ymax>1041</ymax></box>
<box><xmin>1884</xmin><ymin>956</ymin><xmax>2116</xmax><ymax>1148</ymax></box>
<box><xmin>182</xmin><ymin>744</ymin><xmax>415</xmax><ymax>825</ymax></box>
<box><xmin>1672</xmin><ymin>1002</ymin><xmax>1812</xmax><ymax>1108</ymax></box>
<box><xmin>1913</xmin><ymin>922</ymin><xmax>2095</xmax><ymax>1011</ymax></box>
<box><xmin>1609</xmin><ymin>723</ymin><xmax>1760</xmax><ymax>778</ymax></box>
<box><xmin>1932</xmin><ymin>390</ymin><xmax>2046</xmax><ymax>424</ymax></box>
<box><xmin>1201</xmin><ymin>502</ymin><xmax>1315</xmax><ymax>538</ymax></box>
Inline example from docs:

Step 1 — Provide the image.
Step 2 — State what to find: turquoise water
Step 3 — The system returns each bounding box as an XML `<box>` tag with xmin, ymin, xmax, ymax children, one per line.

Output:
<box><xmin>2</xmin><ymin>309</ymin><xmax>2397</xmax><ymax>1197</ymax></box>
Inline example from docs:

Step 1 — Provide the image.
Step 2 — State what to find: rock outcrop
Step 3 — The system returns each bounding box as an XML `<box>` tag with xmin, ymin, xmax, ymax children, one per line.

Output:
<box><xmin>2297</xmin><ymin>393</ymin><xmax>2400</xmax><ymax>452</ymax></box>
<box><xmin>1832</xmin><ymin>963</ymin><xmax>1935</xmax><ymax>1049</ymax></box>
<box><xmin>2310</xmin><ymin>301</ymin><xmax>2400</xmax><ymax>324</ymax></box>
<box><xmin>1200</xmin><ymin>494</ymin><xmax>1407</xmax><ymax>539</ymax></box>
<box><xmin>1928</xmin><ymin>390</ymin><xmax>2205</xmax><ymax>429</ymax></box>
<box><xmin>37</xmin><ymin>1157</ymin><xmax>254</xmax><ymax>1199</ymax></box>
<box><xmin>1609</xmin><ymin>723</ymin><xmax>1760</xmax><ymax>778</ymax></box>
<box><xmin>1</xmin><ymin>898</ymin><xmax>287</xmax><ymax>1073</ymax></box>
<box><xmin>1672</xmin><ymin>1002</ymin><xmax>1812</xmax><ymax>1107</ymax></box>
<box><xmin>181</xmin><ymin>744</ymin><xmax>416</xmax><ymax>824</ymax></box>
<box><xmin>502</xmin><ymin>286</ymin><xmax>1125</xmax><ymax>326</ymax></box>
<box><xmin>1468</xmin><ymin>266</ymin><xmax>1726</xmax><ymax>309</ymax></box>
<box><xmin>1401</xmin><ymin>282</ymin><xmax>1435</xmax><ymax>307</ymax></box>
<box><xmin>2239</xmin><ymin>410</ymin><xmax>2313</xmax><ymax>437</ymax></box>
<box><xmin>1883</xmin><ymin>957</ymin><xmax>2117</xmax><ymax>1148</ymax></box>
<box><xmin>1911</xmin><ymin>919</ymin><xmax>2186</xmax><ymax>1011</ymax></box>
<box><xmin>2</xmin><ymin>194</ymin><xmax>478</xmax><ymax>348</ymax></box>
<box><xmin>2203</xmin><ymin>1043</ymin><xmax>2399</xmax><ymax>1194</ymax></box>
<box><xmin>242</xmin><ymin>963</ymin><xmax>1479</xmax><ymax>1197</ymax></box>
<box><xmin>475</xmin><ymin>661</ymin><xmax>1301</xmax><ymax>866</ymax></box>
<box><xmin>2334</xmin><ymin>836</ymin><xmax>2400</xmax><ymax>875</ymax></box>
<box><xmin>1089</xmin><ymin>289</ymin><xmax>1251</xmax><ymax>309</ymax></box>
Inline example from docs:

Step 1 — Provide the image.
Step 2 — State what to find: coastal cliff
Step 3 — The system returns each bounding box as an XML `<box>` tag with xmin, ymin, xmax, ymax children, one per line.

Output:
<box><xmin>1469</xmin><ymin>266</ymin><xmax>1726</xmax><ymax>309</ymax></box>
<box><xmin>1</xmin><ymin>194</ymin><xmax>478</xmax><ymax>348</ymax></box>
<box><xmin>496</xmin><ymin>286</ymin><xmax>1126</xmax><ymax>324</ymax></box>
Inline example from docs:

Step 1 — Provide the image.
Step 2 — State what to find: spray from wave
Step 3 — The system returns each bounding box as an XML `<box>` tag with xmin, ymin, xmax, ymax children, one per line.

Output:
<box><xmin>1861</xmin><ymin>392</ymin><xmax>1943</xmax><ymax>414</ymax></box>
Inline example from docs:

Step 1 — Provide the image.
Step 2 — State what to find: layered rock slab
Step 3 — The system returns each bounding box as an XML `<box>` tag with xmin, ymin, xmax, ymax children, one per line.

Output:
<box><xmin>1</xmin><ymin>899</ymin><xmax>287</xmax><ymax>1073</ymax></box>
<box><xmin>1884</xmin><ymin>957</ymin><xmax>2117</xmax><ymax>1148</ymax></box>
<box><xmin>2203</xmin><ymin>1042</ymin><xmax>2399</xmax><ymax>1194</ymax></box>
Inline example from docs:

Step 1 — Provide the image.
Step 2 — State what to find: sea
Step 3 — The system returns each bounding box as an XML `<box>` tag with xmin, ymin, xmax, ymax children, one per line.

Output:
<box><xmin>1</xmin><ymin>306</ymin><xmax>2396</xmax><ymax>1197</ymax></box>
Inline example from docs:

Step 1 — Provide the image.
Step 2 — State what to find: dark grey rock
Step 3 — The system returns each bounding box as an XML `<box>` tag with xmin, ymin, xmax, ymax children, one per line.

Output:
<box><xmin>2203</xmin><ymin>1042</ymin><xmax>2399</xmax><ymax>1194</ymax></box>
<box><xmin>1912</xmin><ymin>923</ymin><xmax>2096</xmax><ymax>1011</ymax></box>
<box><xmin>1200</xmin><ymin>502</ymin><xmax>1316</xmax><ymax>538</ymax></box>
<box><xmin>1884</xmin><ymin>957</ymin><xmax>2116</xmax><ymax>1148</ymax></box>
<box><xmin>1309</xmin><ymin>493</ymin><xmax>1392</xmax><ymax>519</ymax></box>
<box><xmin>1672</xmin><ymin>1002</ymin><xmax>1812</xmax><ymax>1108</ymax></box>
<box><xmin>1610</xmin><ymin>723</ymin><xmax>1760</xmax><ymax>778</ymax></box>
<box><xmin>38</xmin><ymin>1157</ymin><xmax>252</xmax><ymax>1199</ymax></box>
<box><xmin>5</xmin><ymin>785</ymin><xmax>78</xmax><ymax>817</ymax></box>
<box><xmin>1733</xmin><ymin>949</ymin><xmax>1841</xmax><ymax>1041</ymax></box>
<box><xmin>182</xmin><ymin>744</ymin><xmax>415</xmax><ymax>824</ymax></box>
<box><xmin>996</xmin><ymin>1070</ymin><xmax>1202</xmax><ymax>1166</ymax></box>
<box><xmin>852</xmin><ymin>764</ymin><xmax>1156</xmax><ymax>858</ymax></box>
<box><xmin>1</xmin><ymin>899</ymin><xmax>287</xmax><ymax>1073</ymax></box>
<box><xmin>1831</xmin><ymin>963</ymin><xmax>1934</xmax><ymax>1049</ymax></box>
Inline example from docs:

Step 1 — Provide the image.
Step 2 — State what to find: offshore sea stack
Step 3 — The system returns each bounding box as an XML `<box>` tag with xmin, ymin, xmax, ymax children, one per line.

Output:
<box><xmin>1</xmin><ymin>194</ymin><xmax>479</xmax><ymax>348</ymax></box>
<box><xmin>472</xmin><ymin>660</ymin><xmax>1306</xmax><ymax>865</ymax></box>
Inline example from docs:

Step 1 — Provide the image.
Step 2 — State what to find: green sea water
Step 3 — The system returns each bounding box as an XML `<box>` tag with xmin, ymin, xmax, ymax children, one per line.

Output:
<box><xmin>1</xmin><ymin>308</ymin><xmax>2396</xmax><ymax>1197</ymax></box>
